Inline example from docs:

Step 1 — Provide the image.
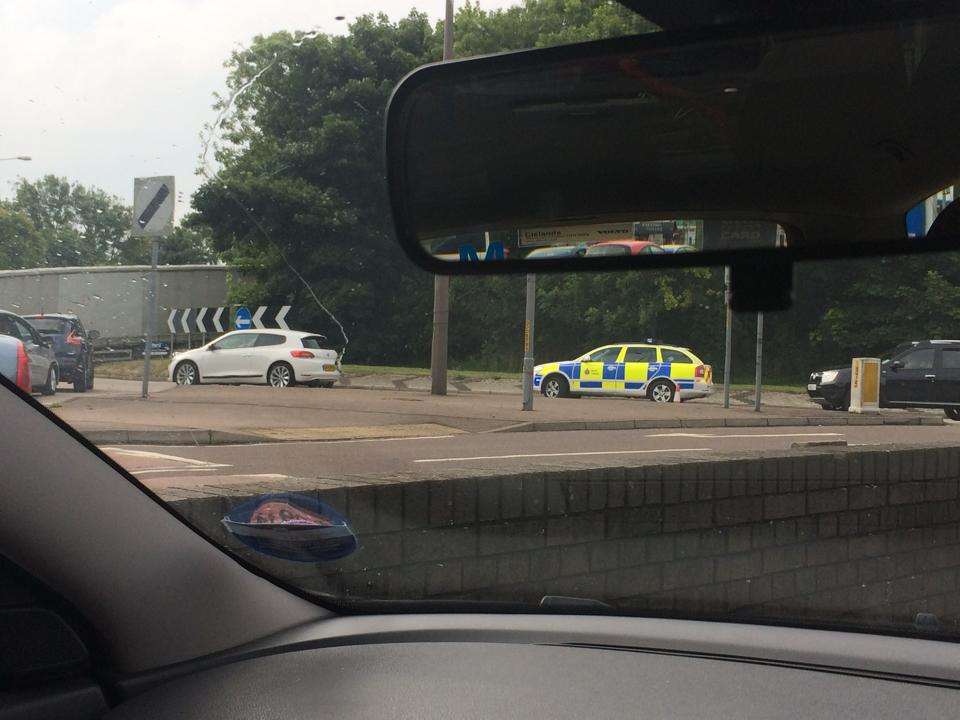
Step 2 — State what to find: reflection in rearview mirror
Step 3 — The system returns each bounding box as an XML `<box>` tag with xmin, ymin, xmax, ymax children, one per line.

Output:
<box><xmin>423</xmin><ymin>219</ymin><xmax>786</xmax><ymax>264</ymax></box>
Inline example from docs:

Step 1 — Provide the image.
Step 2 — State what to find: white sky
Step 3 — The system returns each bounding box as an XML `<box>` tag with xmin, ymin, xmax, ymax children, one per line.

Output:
<box><xmin>0</xmin><ymin>0</ymin><xmax>520</xmax><ymax>218</ymax></box>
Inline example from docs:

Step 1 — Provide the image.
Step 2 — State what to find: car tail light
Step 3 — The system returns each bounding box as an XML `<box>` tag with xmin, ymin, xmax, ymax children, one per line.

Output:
<box><xmin>290</xmin><ymin>350</ymin><xmax>315</xmax><ymax>359</ymax></box>
<box><xmin>695</xmin><ymin>365</ymin><xmax>705</xmax><ymax>378</ymax></box>
<box><xmin>66</xmin><ymin>330</ymin><xmax>83</xmax><ymax>346</ymax></box>
<box><xmin>15</xmin><ymin>341</ymin><xmax>30</xmax><ymax>392</ymax></box>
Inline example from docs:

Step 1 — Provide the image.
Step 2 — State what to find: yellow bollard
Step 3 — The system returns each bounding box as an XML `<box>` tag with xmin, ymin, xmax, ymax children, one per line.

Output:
<box><xmin>849</xmin><ymin>357</ymin><xmax>880</xmax><ymax>413</ymax></box>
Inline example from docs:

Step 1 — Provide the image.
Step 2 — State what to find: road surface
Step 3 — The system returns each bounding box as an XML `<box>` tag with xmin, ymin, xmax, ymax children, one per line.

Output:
<box><xmin>101</xmin><ymin>423</ymin><xmax>960</xmax><ymax>491</ymax></box>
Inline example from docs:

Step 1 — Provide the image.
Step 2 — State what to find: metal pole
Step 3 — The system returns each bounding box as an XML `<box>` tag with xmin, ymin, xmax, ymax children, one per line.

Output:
<box><xmin>754</xmin><ymin>312</ymin><xmax>764</xmax><ymax>411</ymax></box>
<box><xmin>723</xmin><ymin>266</ymin><xmax>733</xmax><ymax>408</ymax></box>
<box><xmin>141</xmin><ymin>238</ymin><xmax>160</xmax><ymax>398</ymax></box>
<box><xmin>429</xmin><ymin>0</ymin><xmax>455</xmax><ymax>396</ymax></box>
<box><xmin>521</xmin><ymin>274</ymin><xmax>536</xmax><ymax>411</ymax></box>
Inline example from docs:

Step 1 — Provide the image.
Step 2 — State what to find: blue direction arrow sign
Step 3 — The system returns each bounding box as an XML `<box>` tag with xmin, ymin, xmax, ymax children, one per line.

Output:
<box><xmin>234</xmin><ymin>306</ymin><xmax>252</xmax><ymax>330</ymax></box>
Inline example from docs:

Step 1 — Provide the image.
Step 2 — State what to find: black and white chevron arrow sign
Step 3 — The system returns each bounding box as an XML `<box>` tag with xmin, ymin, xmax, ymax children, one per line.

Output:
<box><xmin>166</xmin><ymin>306</ymin><xmax>292</xmax><ymax>334</ymax></box>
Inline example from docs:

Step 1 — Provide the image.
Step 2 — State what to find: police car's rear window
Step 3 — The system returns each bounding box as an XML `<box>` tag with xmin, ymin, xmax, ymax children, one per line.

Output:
<box><xmin>625</xmin><ymin>347</ymin><xmax>657</xmax><ymax>362</ymax></box>
<box><xmin>662</xmin><ymin>348</ymin><xmax>694</xmax><ymax>363</ymax></box>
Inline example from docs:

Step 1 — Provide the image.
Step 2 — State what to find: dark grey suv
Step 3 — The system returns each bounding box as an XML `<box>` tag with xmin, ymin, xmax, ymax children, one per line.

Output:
<box><xmin>0</xmin><ymin>310</ymin><xmax>59</xmax><ymax>395</ymax></box>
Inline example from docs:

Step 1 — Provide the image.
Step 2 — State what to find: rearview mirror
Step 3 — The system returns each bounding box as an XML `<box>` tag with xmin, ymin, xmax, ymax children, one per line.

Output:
<box><xmin>890</xmin><ymin>360</ymin><xmax>904</xmax><ymax>372</ymax></box>
<box><xmin>386</xmin><ymin>11</ymin><xmax>960</xmax><ymax>281</ymax></box>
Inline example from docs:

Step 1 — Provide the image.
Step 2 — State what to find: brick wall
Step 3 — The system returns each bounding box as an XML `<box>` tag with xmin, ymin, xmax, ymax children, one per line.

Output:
<box><xmin>171</xmin><ymin>445</ymin><xmax>960</xmax><ymax>632</ymax></box>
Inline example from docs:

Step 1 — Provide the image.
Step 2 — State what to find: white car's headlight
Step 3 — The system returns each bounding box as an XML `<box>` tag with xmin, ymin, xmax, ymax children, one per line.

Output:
<box><xmin>820</xmin><ymin>370</ymin><xmax>839</xmax><ymax>385</ymax></box>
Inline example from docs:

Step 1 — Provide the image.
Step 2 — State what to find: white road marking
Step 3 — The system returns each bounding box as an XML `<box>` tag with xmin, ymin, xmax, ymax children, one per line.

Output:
<box><xmin>133</xmin><ymin>467</ymin><xmax>222</xmax><ymax>475</ymax></box>
<box><xmin>415</xmin><ymin>448</ymin><xmax>712</xmax><ymax>464</ymax></box>
<box><xmin>646</xmin><ymin>432</ymin><xmax>844</xmax><ymax>439</ymax></box>
<box><xmin>102</xmin><ymin>447</ymin><xmax>231</xmax><ymax>468</ymax></box>
<box><xmin>151</xmin><ymin>434</ymin><xmax>460</xmax><ymax>449</ymax></box>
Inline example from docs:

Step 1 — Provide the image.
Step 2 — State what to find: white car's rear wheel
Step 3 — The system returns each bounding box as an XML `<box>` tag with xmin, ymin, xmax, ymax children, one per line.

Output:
<box><xmin>268</xmin><ymin>362</ymin><xmax>294</xmax><ymax>388</ymax></box>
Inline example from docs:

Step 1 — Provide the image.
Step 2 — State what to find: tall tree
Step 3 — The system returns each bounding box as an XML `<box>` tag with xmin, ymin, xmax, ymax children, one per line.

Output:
<box><xmin>13</xmin><ymin>175</ymin><xmax>129</xmax><ymax>267</ymax></box>
<box><xmin>0</xmin><ymin>203</ymin><xmax>46</xmax><ymax>270</ymax></box>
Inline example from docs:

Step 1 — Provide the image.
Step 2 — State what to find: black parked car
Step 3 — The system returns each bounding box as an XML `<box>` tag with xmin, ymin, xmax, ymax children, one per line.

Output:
<box><xmin>23</xmin><ymin>314</ymin><xmax>97</xmax><ymax>393</ymax></box>
<box><xmin>808</xmin><ymin>340</ymin><xmax>960</xmax><ymax>419</ymax></box>
<box><xmin>0</xmin><ymin>310</ymin><xmax>59</xmax><ymax>395</ymax></box>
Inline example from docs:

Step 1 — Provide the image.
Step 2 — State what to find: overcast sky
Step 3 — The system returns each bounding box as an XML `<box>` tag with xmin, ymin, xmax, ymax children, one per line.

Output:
<box><xmin>0</xmin><ymin>0</ymin><xmax>519</xmax><ymax>218</ymax></box>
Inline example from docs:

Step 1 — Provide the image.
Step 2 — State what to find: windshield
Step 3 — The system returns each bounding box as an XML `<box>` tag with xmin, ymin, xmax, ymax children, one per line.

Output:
<box><xmin>5</xmin><ymin>0</ymin><xmax>960</xmax><ymax>642</ymax></box>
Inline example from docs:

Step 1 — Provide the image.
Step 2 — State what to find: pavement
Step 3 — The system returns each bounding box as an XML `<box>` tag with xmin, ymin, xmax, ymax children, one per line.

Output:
<box><xmin>40</xmin><ymin>378</ymin><xmax>944</xmax><ymax>446</ymax></box>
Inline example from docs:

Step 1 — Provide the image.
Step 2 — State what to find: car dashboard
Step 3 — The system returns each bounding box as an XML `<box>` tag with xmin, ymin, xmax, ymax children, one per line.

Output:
<box><xmin>103</xmin><ymin>613</ymin><xmax>960</xmax><ymax>719</ymax></box>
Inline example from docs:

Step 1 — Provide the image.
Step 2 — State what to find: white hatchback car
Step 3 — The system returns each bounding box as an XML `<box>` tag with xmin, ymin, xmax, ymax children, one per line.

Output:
<box><xmin>168</xmin><ymin>330</ymin><xmax>340</xmax><ymax>388</ymax></box>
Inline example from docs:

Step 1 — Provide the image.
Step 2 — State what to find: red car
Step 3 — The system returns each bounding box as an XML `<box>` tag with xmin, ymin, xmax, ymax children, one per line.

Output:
<box><xmin>584</xmin><ymin>239</ymin><xmax>665</xmax><ymax>256</ymax></box>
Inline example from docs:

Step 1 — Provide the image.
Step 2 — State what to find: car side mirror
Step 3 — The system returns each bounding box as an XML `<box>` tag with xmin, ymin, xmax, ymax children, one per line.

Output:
<box><xmin>889</xmin><ymin>360</ymin><xmax>903</xmax><ymax>371</ymax></box>
<box><xmin>207</xmin><ymin>345</ymin><xmax>218</xmax><ymax>351</ymax></box>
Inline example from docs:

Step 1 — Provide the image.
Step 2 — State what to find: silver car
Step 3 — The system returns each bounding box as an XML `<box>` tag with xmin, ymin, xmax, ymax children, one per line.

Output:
<box><xmin>0</xmin><ymin>310</ymin><xmax>59</xmax><ymax>395</ymax></box>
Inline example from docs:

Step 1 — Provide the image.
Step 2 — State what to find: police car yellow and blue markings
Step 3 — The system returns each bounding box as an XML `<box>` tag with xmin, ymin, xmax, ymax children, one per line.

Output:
<box><xmin>534</xmin><ymin>346</ymin><xmax>705</xmax><ymax>395</ymax></box>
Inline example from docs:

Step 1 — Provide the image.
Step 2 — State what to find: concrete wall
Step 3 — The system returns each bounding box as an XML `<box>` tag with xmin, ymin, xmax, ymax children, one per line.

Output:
<box><xmin>0</xmin><ymin>265</ymin><xmax>230</xmax><ymax>343</ymax></box>
<box><xmin>171</xmin><ymin>445</ymin><xmax>960</xmax><ymax>633</ymax></box>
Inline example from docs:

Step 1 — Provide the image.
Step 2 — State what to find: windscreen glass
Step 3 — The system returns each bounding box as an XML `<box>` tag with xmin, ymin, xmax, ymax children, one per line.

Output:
<box><xmin>3</xmin><ymin>1</ymin><xmax>960</xmax><ymax>642</ymax></box>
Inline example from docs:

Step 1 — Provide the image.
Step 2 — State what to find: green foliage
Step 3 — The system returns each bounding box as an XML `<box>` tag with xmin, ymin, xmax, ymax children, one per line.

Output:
<box><xmin>0</xmin><ymin>203</ymin><xmax>46</xmax><ymax>270</ymax></box>
<box><xmin>13</xmin><ymin>175</ymin><xmax>128</xmax><ymax>267</ymax></box>
<box><xmin>4</xmin><ymin>176</ymin><xmax>216</xmax><ymax>269</ymax></box>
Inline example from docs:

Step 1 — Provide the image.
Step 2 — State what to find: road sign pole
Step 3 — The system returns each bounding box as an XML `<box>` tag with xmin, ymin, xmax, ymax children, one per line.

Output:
<box><xmin>521</xmin><ymin>274</ymin><xmax>536</xmax><ymax>411</ymax></box>
<box><xmin>430</xmin><ymin>0</ymin><xmax>455</xmax><ymax>397</ymax></box>
<box><xmin>723</xmin><ymin>266</ymin><xmax>733</xmax><ymax>408</ymax></box>
<box><xmin>141</xmin><ymin>237</ymin><xmax>160</xmax><ymax>398</ymax></box>
<box><xmin>754</xmin><ymin>312</ymin><xmax>764</xmax><ymax>412</ymax></box>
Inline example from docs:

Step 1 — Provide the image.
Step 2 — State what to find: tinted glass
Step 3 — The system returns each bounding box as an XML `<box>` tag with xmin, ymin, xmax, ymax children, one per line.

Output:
<box><xmin>624</xmin><ymin>346</ymin><xmax>657</xmax><ymax>363</ymax></box>
<box><xmin>214</xmin><ymin>334</ymin><xmax>259</xmax><ymax>350</ymax></box>
<box><xmin>27</xmin><ymin>318</ymin><xmax>69</xmax><ymax>334</ymax></box>
<box><xmin>0</xmin><ymin>316</ymin><xmax>23</xmax><ymax>340</ymax></box>
<box><xmin>902</xmin><ymin>348</ymin><xmax>935</xmax><ymax>370</ymax></box>
<box><xmin>587</xmin><ymin>347</ymin><xmax>623</xmax><ymax>363</ymax></box>
<box><xmin>301</xmin><ymin>336</ymin><xmax>328</xmax><ymax>350</ymax></box>
<box><xmin>942</xmin><ymin>348</ymin><xmax>960</xmax><ymax>369</ymax></box>
<box><xmin>255</xmin><ymin>334</ymin><xmax>286</xmax><ymax>347</ymax></box>
<box><xmin>14</xmin><ymin>320</ymin><xmax>37</xmax><ymax>343</ymax></box>
<box><xmin>662</xmin><ymin>348</ymin><xmax>695</xmax><ymax>364</ymax></box>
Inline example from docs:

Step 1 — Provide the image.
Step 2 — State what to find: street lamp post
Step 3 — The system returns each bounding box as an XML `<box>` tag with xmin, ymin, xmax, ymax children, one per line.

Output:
<box><xmin>430</xmin><ymin>0</ymin><xmax>455</xmax><ymax>396</ymax></box>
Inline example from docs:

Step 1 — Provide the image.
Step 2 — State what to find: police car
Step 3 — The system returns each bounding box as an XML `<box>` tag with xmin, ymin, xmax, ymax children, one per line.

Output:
<box><xmin>534</xmin><ymin>343</ymin><xmax>713</xmax><ymax>402</ymax></box>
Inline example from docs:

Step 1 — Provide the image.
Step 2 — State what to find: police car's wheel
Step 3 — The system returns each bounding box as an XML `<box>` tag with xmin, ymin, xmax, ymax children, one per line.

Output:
<box><xmin>542</xmin><ymin>375</ymin><xmax>568</xmax><ymax>398</ymax></box>
<box><xmin>648</xmin><ymin>379</ymin><xmax>675</xmax><ymax>403</ymax></box>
